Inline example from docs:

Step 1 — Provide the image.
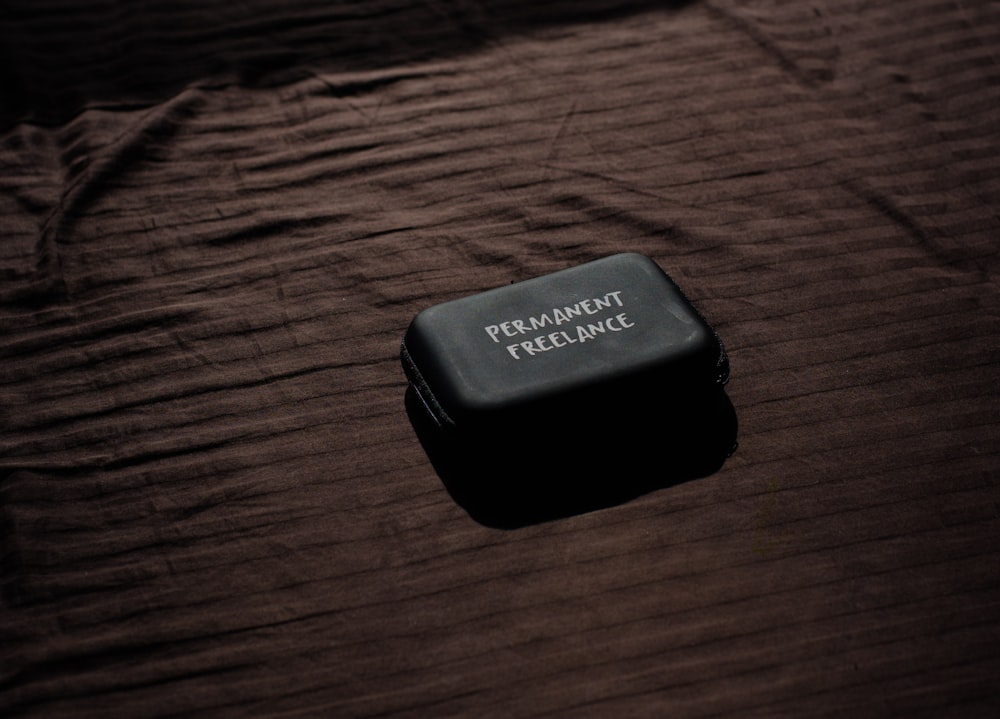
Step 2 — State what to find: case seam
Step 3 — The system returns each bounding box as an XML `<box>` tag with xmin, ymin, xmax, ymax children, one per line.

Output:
<box><xmin>400</xmin><ymin>338</ymin><xmax>456</xmax><ymax>430</ymax></box>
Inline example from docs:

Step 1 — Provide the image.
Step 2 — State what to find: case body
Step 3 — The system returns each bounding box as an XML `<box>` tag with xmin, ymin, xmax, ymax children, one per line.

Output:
<box><xmin>400</xmin><ymin>253</ymin><xmax>729</xmax><ymax>443</ymax></box>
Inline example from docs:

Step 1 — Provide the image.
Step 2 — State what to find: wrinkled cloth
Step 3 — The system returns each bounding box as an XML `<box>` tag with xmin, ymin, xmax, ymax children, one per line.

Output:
<box><xmin>2</xmin><ymin>1</ymin><xmax>999</xmax><ymax>717</ymax></box>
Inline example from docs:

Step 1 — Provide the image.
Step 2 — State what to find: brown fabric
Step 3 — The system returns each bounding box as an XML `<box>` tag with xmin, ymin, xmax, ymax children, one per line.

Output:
<box><xmin>2</xmin><ymin>0</ymin><xmax>999</xmax><ymax>716</ymax></box>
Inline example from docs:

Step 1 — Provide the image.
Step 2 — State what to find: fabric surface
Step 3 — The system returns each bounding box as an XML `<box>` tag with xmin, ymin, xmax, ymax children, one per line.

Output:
<box><xmin>2</xmin><ymin>0</ymin><xmax>999</xmax><ymax>716</ymax></box>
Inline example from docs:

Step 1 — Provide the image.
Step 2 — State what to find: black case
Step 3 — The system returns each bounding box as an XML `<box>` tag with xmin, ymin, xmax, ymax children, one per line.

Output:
<box><xmin>400</xmin><ymin>253</ymin><xmax>736</xmax><ymax>526</ymax></box>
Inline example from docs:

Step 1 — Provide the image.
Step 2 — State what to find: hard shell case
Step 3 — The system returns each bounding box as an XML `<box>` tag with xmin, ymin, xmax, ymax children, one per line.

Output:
<box><xmin>400</xmin><ymin>253</ymin><xmax>729</xmax><ymax>443</ymax></box>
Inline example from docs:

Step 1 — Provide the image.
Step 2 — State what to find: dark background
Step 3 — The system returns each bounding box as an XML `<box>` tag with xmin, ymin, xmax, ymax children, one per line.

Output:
<box><xmin>2</xmin><ymin>1</ymin><xmax>999</xmax><ymax>716</ymax></box>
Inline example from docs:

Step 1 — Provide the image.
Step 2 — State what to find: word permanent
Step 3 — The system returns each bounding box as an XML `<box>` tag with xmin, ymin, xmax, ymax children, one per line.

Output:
<box><xmin>484</xmin><ymin>290</ymin><xmax>635</xmax><ymax>359</ymax></box>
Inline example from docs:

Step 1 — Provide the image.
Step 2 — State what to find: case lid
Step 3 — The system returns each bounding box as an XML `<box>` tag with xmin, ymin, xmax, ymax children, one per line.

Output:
<box><xmin>401</xmin><ymin>253</ymin><xmax>727</xmax><ymax>432</ymax></box>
